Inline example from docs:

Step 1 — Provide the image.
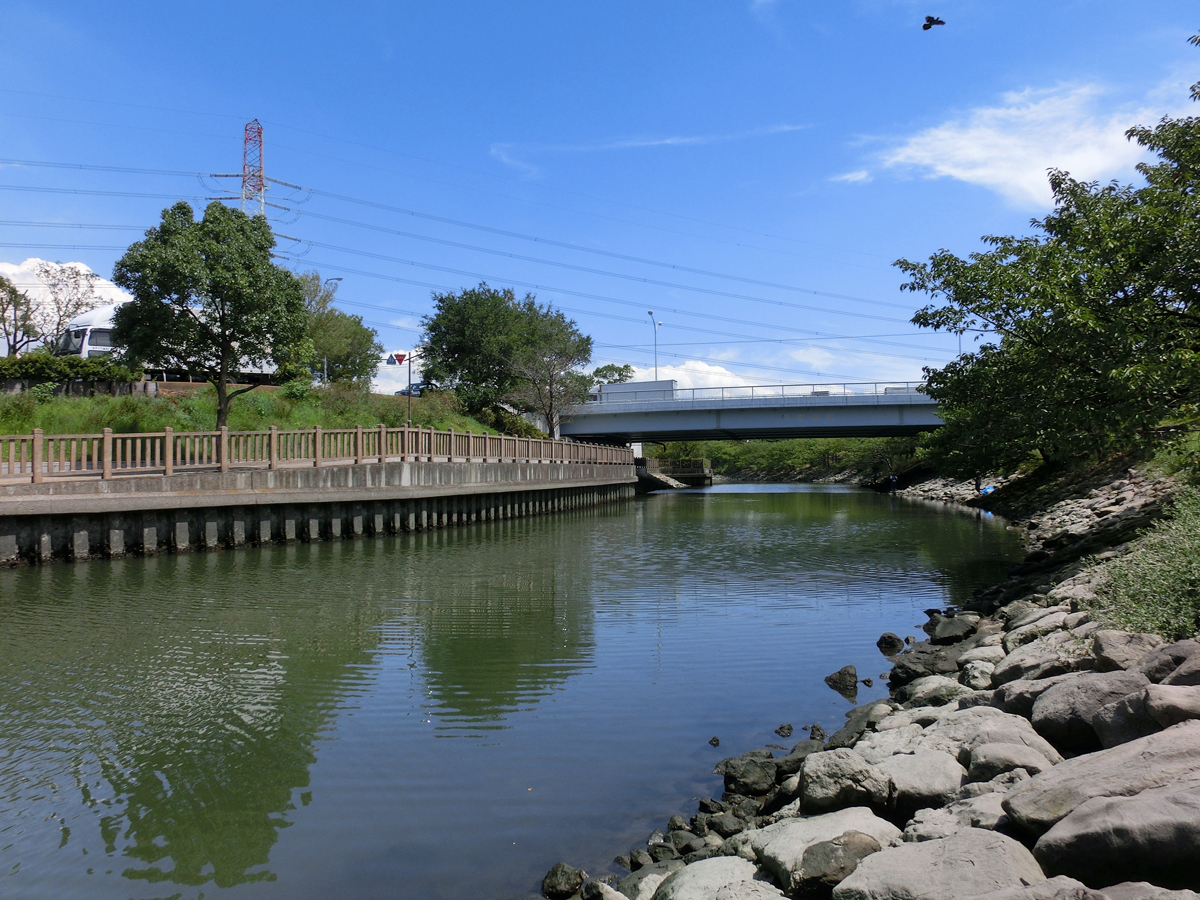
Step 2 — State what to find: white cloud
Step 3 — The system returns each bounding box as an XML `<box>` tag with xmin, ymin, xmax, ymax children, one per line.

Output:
<box><xmin>491</xmin><ymin>124</ymin><xmax>807</xmax><ymax>174</ymax></box>
<box><xmin>831</xmin><ymin>169</ymin><xmax>872</xmax><ymax>184</ymax></box>
<box><xmin>371</xmin><ymin>347</ymin><xmax>425</xmax><ymax>395</ymax></box>
<box><xmin>882</xmin><ymin>84</ymin><xmax>1182</xmax><ymax>207</ymax></box>
<box><xmin>627</xmin><ymin>359</ymin><xmax>761</xmax><ymax>389</ymax></box>
<box><xmin>0</xmin><ymin>257</ymin><xmax>131</xmax><ymax>310</ymax></box>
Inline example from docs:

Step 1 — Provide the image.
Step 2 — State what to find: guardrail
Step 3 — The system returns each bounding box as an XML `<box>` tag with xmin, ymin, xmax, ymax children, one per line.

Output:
<box><xmin>588</xmin><ymin>381</ymin><xmax>929</xmax><ymax>405</ymax></box>
<box><xmin>0</xmin><ymin>425</ymin><xmax>633</xmax><ymax>483</ymax></box>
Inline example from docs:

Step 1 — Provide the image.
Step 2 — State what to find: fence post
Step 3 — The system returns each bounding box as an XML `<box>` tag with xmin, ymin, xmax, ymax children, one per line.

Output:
<box><xmin>378</xmin><ymin>424</ymin><xmax>387</xmax><ymax>463</ymax></box>
<box><xmin>269</xmin><ymin>426</ymin><xmax>278</xmax><ymax>470</ymax></box>
<box><xmin>314</xmin><ymin>426</ymin><xmax>322</xmax><ymax>467</ymax></box>
<box><xmin>355</xmin><ymin>424</ymin><xmax>363</xmax><ymax>465</ymax></box>
<box><xmin>31</xmin><ymin>428</ymin><xmax>43</xmax><ymax>484</ymax></box>
<box><xmin>102</xmin><ymin>428</ymin><xmax>113</xmax><ymax>480</ymax></box>
<box><xmin>164</xmin><ymin>426</ymin><xmax>174</xmax><ymax>476</ymax></box>
<box><xmin>219</xmin><ymin>426</ymin><xmax>230</xmax><ymax>473</ymax></box>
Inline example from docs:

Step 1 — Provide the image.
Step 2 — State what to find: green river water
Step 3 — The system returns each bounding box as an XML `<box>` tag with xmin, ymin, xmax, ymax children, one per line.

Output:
<box><xmin>0</xmin><ymin>483</ymin><xmax>1024</xmax><ymax>900</ymax></box>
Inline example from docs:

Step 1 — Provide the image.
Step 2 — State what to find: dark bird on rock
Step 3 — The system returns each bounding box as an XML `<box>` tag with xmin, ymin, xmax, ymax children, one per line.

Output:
<box><xmin>922</xmin><ymin>15</ymin><xmax>945</xmax><ymax>30</ymax></box>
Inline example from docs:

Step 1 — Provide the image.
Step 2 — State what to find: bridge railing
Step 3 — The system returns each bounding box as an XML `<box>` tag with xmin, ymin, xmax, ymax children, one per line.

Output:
<box><xmin>587</xmin><ymin>381</ymin><xmax>929</xmax><ymax>405</ymax></box>
<box><xmin>0</xmin><ymin>424</ymin><xmax>633</xmax><ymax>484</ymax></box>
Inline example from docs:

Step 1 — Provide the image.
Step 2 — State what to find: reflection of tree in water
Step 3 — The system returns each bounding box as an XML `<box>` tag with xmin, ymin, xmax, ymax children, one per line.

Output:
<box><xmin>0</xmin><ymin>545</ymin><xmax>400</xmax><ymax>891</ymax></box>
<box><xmin>399</xmin><ymin>520</ymin><xmax>597</xmax><ymax>723</ymax></box>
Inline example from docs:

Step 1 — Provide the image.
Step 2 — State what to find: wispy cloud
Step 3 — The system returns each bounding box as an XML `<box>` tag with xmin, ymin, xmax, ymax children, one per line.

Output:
<box><xmin>880</xmin><ymin>84</ymin><xmax>1182</xmax><ymax>207</ymax></box>
<box><xmin>491</xmin><ymin>123</ymin><xmax>807</xmax><ymax>175</ymax></box>
<box><xmin>831</xmin><ymin>169</ymin><xmax>872</xmax><ymax>184</ymax></box>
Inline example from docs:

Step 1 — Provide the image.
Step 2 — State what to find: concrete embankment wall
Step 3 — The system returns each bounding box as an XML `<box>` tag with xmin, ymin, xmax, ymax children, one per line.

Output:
<box><xmin>0</xmin><ymin>460</ymin><xmax>637</xmax><ymax>564</ymax></box>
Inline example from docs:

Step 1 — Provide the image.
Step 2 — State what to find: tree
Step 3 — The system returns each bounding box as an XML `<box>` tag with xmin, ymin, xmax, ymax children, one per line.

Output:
<box><xmin>31</xmin><ymin>261</ymin><xmax>101</xmax><ymax>344</ymax></box>
<box><xmin>896</xmin><ymin>37</ymin><xmax>1200</xmax><ymax>476</ymax></box>
<box><xmin>505</xmin><ymin>308</ymin><xmax>593</xmax><ymax>438</ymax></box>
<box><xmin>112</xmin><ymin>201</ymin><xmax>309</xmax><ymax>428</ymax></box>
<box><xmin>298</xmin><ymin>272</ymin><xmax>383</xmax><ymax>386</ymax></box>
<box><xmin>420</xmin><ymin>283</ymin><xmax>536</xmax><ymax>412</ymax></box>
<box><xmin>592</xmin><ymin>363</ymin><xmax>634</xmax><ymax>386</ymax></box>
<box><xmin>0</xmin><ymin>274</ymin><xmax>38</xmax><ymax>357</ymax></box>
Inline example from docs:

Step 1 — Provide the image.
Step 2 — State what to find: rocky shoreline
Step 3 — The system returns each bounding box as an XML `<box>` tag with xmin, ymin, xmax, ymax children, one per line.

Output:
<box><xmin>539</xmin><ymin>468</ymin><xmax>1200</xmax><ymax>900</ymax></box>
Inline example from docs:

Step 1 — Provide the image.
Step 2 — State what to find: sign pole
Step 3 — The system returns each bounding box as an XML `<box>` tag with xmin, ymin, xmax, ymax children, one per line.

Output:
<box><xmin>407</xmin><ymin>355</ymin><xmax>412</xmax><ymax>425</ymax></box>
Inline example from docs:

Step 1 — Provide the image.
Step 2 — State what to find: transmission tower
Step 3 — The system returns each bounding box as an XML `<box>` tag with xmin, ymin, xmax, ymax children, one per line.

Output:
<box><xmin>242</xmin><ymin>119</ymin><xmax>265</xmax><ymax>217</ymax></box>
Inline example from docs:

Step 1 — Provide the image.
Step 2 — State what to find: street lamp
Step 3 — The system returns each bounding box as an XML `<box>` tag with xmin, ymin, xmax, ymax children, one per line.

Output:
<box><xmin>320</xmin><ymin>278</ymin><xmax>342</xmax><ymax>382</ymax></box>
<box><xmin>647</xmin><ymin>311</ymin><xmax>662</xmax><ymax>380</ymax></box>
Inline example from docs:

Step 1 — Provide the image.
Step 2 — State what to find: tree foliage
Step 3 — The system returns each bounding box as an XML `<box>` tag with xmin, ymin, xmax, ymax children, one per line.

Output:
<box><xmin>592</xmin><ymin>363</ymin><xmax>635</xmax><ymax>385</ymax></box>
<box><xmin>505</xmin><ymin>308</ymin><xmax>593</xmax><ymax>438</ymax></box>
<box><xmin>298</xmin><ymin>271</ymin><xmax>383</xmax><ymax>386</ymax></box>
<box><xmin>420</xmin><ymin>283</ymin><xmax>593</xmax><ymax>428</ymax></box>
<box><xmin>897</xmin><ymin>46</ymin><xmax>1200</xmax><ymax>476</ymax></box>
<box><xmin>112</xmin><ymin>202</ymin><xmax>309</xmax><ymax>427</ymax></box>
<box><xmin>0</xmin><ymin>274</ymin><xmax>38</xmax><ymax>357</ymax></box>
<box><xmin>31</xmin><ymin>261</ymin><xmax>102</xmax><ymax>345</ymax></box>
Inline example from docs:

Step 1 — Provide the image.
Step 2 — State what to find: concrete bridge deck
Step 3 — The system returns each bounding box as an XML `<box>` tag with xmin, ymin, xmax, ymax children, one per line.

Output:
<box><xmin>560</xmin><ymin>381</ymin><xmax>942</xmax><ymax>442</ymax></box>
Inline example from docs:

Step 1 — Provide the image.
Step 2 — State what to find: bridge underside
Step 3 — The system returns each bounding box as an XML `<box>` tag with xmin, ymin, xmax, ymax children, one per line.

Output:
<box><xmin>560</xmin><ymin>403</ymin><xmax>943</xmax><ymax>443</ymax></box>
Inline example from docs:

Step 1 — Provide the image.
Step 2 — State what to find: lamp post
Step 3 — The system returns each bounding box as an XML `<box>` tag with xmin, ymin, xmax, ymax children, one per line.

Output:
<box><xmin>320</xmin><ymin>277</ymin><xmax>342</xmax><ymax>384</ymax></box>
<box><xmin>647</xmin><ymin>311</ymin><xmax>662</xmax><ymax>380</ymax></box>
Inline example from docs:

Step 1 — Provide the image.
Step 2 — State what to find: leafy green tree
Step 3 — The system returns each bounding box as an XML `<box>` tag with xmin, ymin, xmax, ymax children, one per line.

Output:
<box><xmin>897</xmin><ymin>40</ymin><xmax>1200</xmax><ymax>476</ymax></box>
<box><xmin>505</xmin><ymin>307</ymin><xmax>593</xmax><ymax>438</ymax></box>
<box><xmin>592</xmin><ymin>363</ymin><xmax>634</xmax><ymax>385</ymax></box>
<box><xmin>420</xmin><ymin>283</ymin><xmax>531</xmax><ymax>412</ymax></box>
<box><xmin>0</xmin><ymin>274</ymin><xmax>38</xmax><ymax>357</ymax></box>
<box><xmin>112</xmin><ymin>202</ymin><xmax>309</xmax><ymax>428</ymax></box>
<box><xmin>298</xmin><ymin>272</ymin><xmax>383</xmax><ymax>386</ymax></box>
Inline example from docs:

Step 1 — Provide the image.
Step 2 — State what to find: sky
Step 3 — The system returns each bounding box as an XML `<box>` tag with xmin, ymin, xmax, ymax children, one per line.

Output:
<box><xmin>1</xmin><ymin>1</ymin><xmax>1197</xmax><ymax>392</ymax></box>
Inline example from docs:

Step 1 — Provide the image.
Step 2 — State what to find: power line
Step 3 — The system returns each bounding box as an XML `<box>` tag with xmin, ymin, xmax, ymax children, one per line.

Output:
<box><xmin>278</xmin><ymin>237</ymin><xmax>910</xmax><ymax>324</ymax></box>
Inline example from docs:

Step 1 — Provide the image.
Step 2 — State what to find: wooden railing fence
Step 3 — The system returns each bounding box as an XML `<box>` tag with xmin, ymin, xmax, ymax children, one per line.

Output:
<box><xmin>0</xmin><ymin>425</ymin><xmax>633</xmax><ymax>483</ymax></box>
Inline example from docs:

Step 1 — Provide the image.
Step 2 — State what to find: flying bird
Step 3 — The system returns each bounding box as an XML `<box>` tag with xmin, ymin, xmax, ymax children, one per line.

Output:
<box><xmin>922</xmin><ymin>16</ymin><xmax>945</xmax><ymax>30</ymax></box>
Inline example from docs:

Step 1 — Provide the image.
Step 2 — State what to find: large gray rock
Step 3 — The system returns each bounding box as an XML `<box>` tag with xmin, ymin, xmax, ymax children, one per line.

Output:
<box><xmin>800</xmin><ymin>750</ymin><xmax>893</xmax><ymax>814</ymax></box>
<box><xmin>1092</xmin><ymin>630</ymin><xmax>1164</xmax><ymax>672</ymax></box>
<box><xmin>903</xmin><ymin>793</ymin><xmax>1010</xmax><ymax>842</ymax></box>
<box><xmin>796</xmin><ymin>831</ymin><xmax>882</xmax><ymax>893</ymax></box>
<box><xmin>712</xmin><ymin>883</ymin><xmax>786</xmax><ymax>900</ymax></box>
<box><xmin>1003</xmin><ymin>721</ymin><xmax>1200</xmax><ymax>837</ymax></box>
<box><xmin>854</xmin><ymin>724</ymin><xmax>923</xmax><ymax>765</ymax></box>
<box><xmin>959</xmin><ymin>644</ymin><xmax>1008</xmax><ymax>666</ymax></box>
<box><xmin>1163</xmin><ymin>654</ymin><xmax>1200</xmax><ymax>687</ymax></box>
<box><xmin>543</xmin><ymin>862</ymin><xmax>586</xmax><ymax>899</ymax></box>
<box><xmin>968</xmin><ymin>742</ymin><xmax>1055</xmax><ymax>782</ymax></box>
<box><xmin>971</xmin><ymin>876</ymin><xmax>1104</xmax><ymax>900</ymax></box>
<box><xmin>582</xmin><ymin>883</ymin><xmax>626</xmax><ymax>900</ymax></box>
<box><xmin>1145</xmin><ymin>683</ymin><xmax>1200</xmax><ymax>728</ymax></box>
<box><xmin>913</xmin><ymin>706</ymin><xmax>1063</xmax><ymax>769</ymax></box>
<box><xmin>831</xmin><ymin>828</ymin><xmax>1046</xmax><ymax>900</ymax></box>
<box><xmin>1100</xmin><ymin>883</ymin><xmax>1200</xmax><ymax>900</ymax></box>
<box><xmin>750</xmin><ymin>807</ymin><xmax>901</xmax><ymax>893</ymax></box>
<box><xmin>617</xmin><ymin>860</ymin><xmax>685</xmax><ymax>900</ymax></box>
<box><xmin>1092</xmin><ymin>689</ymin><xmax>1163</xmax><ymax>749</ymax></box>
<box><xmin>993</xmin><ymin>631</ymin><xmax>1094</xmax><ymax>686</ymax></box>
<box><xmin>992</xmin><ymin>674</ymin><xmax>1079</xmax><ymax>718</ymax></box>
<box><xmin>933</xmin><ymin>615</ymin><xmax>978</xmax><ymax>645</ymax></box>
<box><xmin>715</xmin><ymin>755</ymin><xmax>777</xmax><ymax>796</ymax></box>
<box><xmin>651</xmin><ymin>856</ymin><xmax>759</xmax><ymax>900</ymax></box>
<box><xmin>876</xmin><ymin>751</ymin><xmax>966</xmax><ymax>818</ymax></box>
<box><xmin>961</xmin><ymin>660</ymin><xmax>997</xmax><ymax>690</ymax></box>
<box><xmin>1135</xmin><ymin>640</ymin><xmax>1200</xmax><ymax>682</ymax></box>
<box><xmin>899</xmin><ymin>674</ymin><xmax>975</xmax><ymax>707</ymax></box>
<box><xmin>1030</xmin><ymin>670</ymin><xmax>1150</xmax><ymax>753</ymax></box>
<box><xmin>1034</xmin><ymin>782</ymin><xmax>1200</xmax><ymax>890</ymax></box>
<box><xmin>774</xmin><ymin>740</ymin><xmax>825</xmax><ymax>777</ymax></box>
<box><xmin>1004</xmin><ymin>611</ymin><xmax>1070</xmax><ymax>653</ymax></box>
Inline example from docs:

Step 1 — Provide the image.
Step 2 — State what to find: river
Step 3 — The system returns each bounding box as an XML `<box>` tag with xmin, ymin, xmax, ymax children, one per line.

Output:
<box><xmin>0</xmin><ymin>483</ymin><xmax>1024</xmax><ymax>900</ymax></box>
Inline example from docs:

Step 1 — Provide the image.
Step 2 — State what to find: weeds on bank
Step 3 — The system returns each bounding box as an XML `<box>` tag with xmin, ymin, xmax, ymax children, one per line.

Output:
<box><xmin>655</xmin><ymin>437</ymin><xmax>920</xmax><ymax>481</ymax></box>
<box><xmin>1089</xmin><ymin>486</ymin><xmax>1200</xmax><ymax>640</ymax></box>
<box><xmin>0</xmin><ymin>384</ymin><xmax>498</xmax><ymax>436</ymax></box>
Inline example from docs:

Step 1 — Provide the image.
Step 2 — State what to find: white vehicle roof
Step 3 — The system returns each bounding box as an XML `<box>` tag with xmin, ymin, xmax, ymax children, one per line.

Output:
<box><xmin>64</xmin><ymin>302</ymin><xmax>127</xmax><ymax>330</ymax></box>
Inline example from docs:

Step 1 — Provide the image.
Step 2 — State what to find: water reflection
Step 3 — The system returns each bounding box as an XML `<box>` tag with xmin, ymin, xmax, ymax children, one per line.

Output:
<box><xmin>0</xmin><ymin>488</ymin><xmax>1023</xmax><ymax>900</ymax></box>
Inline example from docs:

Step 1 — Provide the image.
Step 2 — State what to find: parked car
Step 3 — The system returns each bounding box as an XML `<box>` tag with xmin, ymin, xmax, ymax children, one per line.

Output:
<box><xmin>395</xmin><ymin>382</ymin><xmax>427</xmax><ymax>397</ymax></box>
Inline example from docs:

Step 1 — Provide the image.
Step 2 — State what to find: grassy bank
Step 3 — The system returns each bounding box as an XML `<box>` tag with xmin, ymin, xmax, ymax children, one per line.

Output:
<box><xmin>0</xmin><ymin>384</ymin><xmax>502</xmax><ymax>436</ymax></box>
<box><xmin>656</xmin><ymin>437</ymin><xmax>920</xmax><ymax>483</ymax></box>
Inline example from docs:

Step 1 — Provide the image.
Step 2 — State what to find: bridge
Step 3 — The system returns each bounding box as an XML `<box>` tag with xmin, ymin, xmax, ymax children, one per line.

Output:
<box><xmin>558</xmin><ymin>381</ymin><xmax>943</xmax><ymax>443</ymax></box>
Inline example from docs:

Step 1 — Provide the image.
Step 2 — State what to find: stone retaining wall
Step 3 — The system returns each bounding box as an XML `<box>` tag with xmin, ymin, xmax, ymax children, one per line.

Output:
<box><xmin>0</xmin><ymin>460</ymin><xmax>637</xmax><ymax>564</ymax></box>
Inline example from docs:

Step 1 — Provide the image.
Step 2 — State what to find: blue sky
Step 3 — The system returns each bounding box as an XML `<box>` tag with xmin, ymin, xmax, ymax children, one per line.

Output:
<box><xmin>2</xmin><ymin>0</ymin><xmax>1197</xmax><ymax>391</ymax></box>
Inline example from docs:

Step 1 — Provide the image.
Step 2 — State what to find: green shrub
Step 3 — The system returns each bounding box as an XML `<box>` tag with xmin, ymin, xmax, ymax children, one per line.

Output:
<box><xmin>280</xmin><ymin>379</ymin><xmax>311</xmax><ymax>400</ymax></box>
<box><xmin>28</xmin><ymin>382</ymin><xmax>60</xmax><ymax>404</ymax></box>
<box><xmin>0</xmin><ymin>354</ymin><xmax>140</xmax><ymax>383</ymax></box>
<box><xmin>1089</xmin><ymin>487</ymin><xmax>1200</xmax><ymax>639</ymax></box>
